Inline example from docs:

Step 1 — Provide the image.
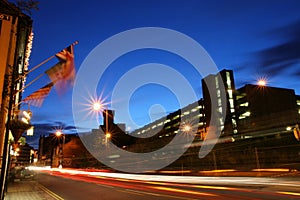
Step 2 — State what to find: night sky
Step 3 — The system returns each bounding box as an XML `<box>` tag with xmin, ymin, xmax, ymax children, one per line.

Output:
<box><xmin>15</xmin><ymin>0</ymin><xmax>300</xmax><ymax>148</ymax></box>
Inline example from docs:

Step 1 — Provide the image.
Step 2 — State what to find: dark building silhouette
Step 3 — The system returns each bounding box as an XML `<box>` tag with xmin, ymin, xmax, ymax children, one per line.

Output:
<box><xmin>100</xmin><ymin>109</ymin><xmax>134</xmax><ymax>147</ymax></box>
<box><xmin>236</xmin><ymin>84</ymin><xmax>300</xmax><ymax>135</ymax></box>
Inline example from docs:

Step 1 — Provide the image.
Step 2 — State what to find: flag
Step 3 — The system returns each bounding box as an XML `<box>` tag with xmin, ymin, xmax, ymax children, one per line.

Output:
<box><xmin>23</xmin><ymin>82</ymin><xmax>54</xmax><ymax>107</ymax></box>
<box><xmin>45</xmin><ymin>43</ymin><xmax>76</xmax><ymax>94</ymax></box>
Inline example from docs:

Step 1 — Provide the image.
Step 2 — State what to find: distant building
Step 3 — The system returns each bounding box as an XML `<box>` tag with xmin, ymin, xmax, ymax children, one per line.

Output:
<box><xmin>127</xmin><ymin>99</ymin><xmax>206</xmax><ymax>152</ymax></box>
<box><xmin>202</xmin><ymin>69</ymin><xmax>238</xmax><ymax>137</ymax></box>
<box><xmin>38</xmin><ymin>134</ymin><xmax>100</xmax><ymax>168</ymax></box>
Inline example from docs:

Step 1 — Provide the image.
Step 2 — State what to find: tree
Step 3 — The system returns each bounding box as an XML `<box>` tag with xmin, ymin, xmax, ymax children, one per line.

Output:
<box><xmin>16</xmin><ymin>0</ymin><xmax>39</xmax><ymax>15</ymax></box>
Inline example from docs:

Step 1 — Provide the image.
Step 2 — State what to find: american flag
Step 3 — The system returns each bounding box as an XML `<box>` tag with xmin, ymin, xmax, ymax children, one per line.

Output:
<box><xmin>45</xmin><ymin>43</ymin><xmax>76</xmax><ymax>94</ymax></box>
<box><xmin>23</xmin><ymin>82</ymin><xmax>54</xmax><ymax>107</ymax></box>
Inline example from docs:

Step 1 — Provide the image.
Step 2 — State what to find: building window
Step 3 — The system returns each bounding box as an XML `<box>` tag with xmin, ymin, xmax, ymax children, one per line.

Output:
<box><xmin>172</xmin><ymin>115</ymin><xmax>180</xmax><ymax>120</ymax></box>
<box><xmin>226</xmin><ymin>71</ymin><xmax>231</xmax><ymax>89</ymax></box>
<box><xmin>164</xmin><ymin>119</ymin><xmax>170</xmax><ymax>124</ymax></box>
<box><xmin>227</xmin><ymin>89</ymin><xmax>233</xmax><ymax>98</ymax></box>
<box><xmin>240</xmin><ymin>102</ymin><xmax>249</xmax><ymax>107</ymax></box>
<box><xmin>215</xmin><ymin>77</ymin><xmax>219</xmax><ymax>88</ymax></box>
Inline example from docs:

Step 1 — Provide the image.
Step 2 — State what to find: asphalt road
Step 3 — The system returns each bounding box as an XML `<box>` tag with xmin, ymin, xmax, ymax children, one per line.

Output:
<box><xmin>36</xmin><ymin>170</ymin><xmax>300</xmax><ymax>200</ymax></box>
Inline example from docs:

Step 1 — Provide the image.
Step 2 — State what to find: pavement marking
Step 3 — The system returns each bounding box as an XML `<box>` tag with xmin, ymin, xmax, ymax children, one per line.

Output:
<box><xmin>38</xmin><ymin>184</ymin><xmax>64</xmax><ymax>200</ymax></box>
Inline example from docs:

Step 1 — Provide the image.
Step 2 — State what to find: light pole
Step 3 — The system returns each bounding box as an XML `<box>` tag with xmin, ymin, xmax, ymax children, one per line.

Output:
<box><xmin>55</xmin><ymin>130</ymin><xmax>65</xmax><ymax>168</ymax></box>
<box><xmin>92</xmin><ymin>102</ymin><xmax>111</xmax><ymax>145</ymax></box>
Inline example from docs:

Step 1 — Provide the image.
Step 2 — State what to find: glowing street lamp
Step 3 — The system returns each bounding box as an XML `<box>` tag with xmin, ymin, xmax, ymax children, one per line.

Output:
<box><xmin>257</xmin><ymin>79</ymin><xmax>267</xmax><ymax>86</ymax></box>
<box><xmin>182</xmin><ymin>124</ymin><xmax>192</xmax><ymax>132</ymax></box>
<box><xmin>106</xmin><ymin>132</ymin><xmax>111</xmax><ymax>139</ymax></box>
<box><xmin>55</xmin><ymin>130</ymin><xmax>63</xmax><ymax>137</ymax></box>
<box><xmin>91</xmin><ymin>101</ymin><xmax>110</xmax><ymax>135</ymax></box>
<box><xmin>92</xmin><ymin>102</ymin><xmax>102</xmax><ymax>112</ymax></box>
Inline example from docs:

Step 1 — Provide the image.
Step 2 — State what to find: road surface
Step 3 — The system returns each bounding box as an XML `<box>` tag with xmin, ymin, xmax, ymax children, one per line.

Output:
<box><xmin>35</xmin><ymin>169</ymin><xmax>300</xmax><ymax>200</ymax></box>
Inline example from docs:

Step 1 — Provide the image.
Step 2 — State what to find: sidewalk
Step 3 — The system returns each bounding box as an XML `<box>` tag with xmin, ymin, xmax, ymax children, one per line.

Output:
<box><xmin>4</xmin><ymin>179</ymin><xmax>58</xmax><ymax>200</ymax></box>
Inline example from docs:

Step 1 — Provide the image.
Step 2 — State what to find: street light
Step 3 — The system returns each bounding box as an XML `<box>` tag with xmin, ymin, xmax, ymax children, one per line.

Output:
<box><xmin>257</xmin><ymin>78</ymin><xmax>267</xmax><ymax>86</ymax></box>
<box><xmin>55</xmin><ymin>130</ymin><xmax>65</xmax><ymax>168</ymax></box>
<box><xmin>182</xmin><ymin>124</ymin><xmax>192</xmax><ymax>132</ymax></box>
<box><xmin>92</xmin><ymin>101</ymin><xmax>111</xmax><ymax>144</ymax></box>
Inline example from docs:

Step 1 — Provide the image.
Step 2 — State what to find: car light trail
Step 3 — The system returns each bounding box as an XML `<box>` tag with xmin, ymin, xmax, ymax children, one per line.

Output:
<box><xmin>277</xmin><ymin>191</ymin><xmax>300</xmax><ymax>196</ymax></box>
<box><xmin>150</xmin><ymin>186</ymin><xmax>218</xmax><ymax>197</ymax></box>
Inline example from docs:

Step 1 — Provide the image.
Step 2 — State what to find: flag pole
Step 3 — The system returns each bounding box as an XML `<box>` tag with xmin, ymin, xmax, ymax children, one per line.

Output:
<box><xmin>15</xmin><ymin>40</ymin><xmax>79</xmax><ymax>93</ymax></box>
<box><xmin>14</xmin><ymin>73</ymin><xmax>44</xmax><ymax>96</ymax></box>
<box><xmin>27</xmin><ymin>41</ymin><xmax>78</xmax><ymax>74</ymax></box>
<box><xmin>27</xmin><ymin>55</ymin><xmax>55</xmax><ymax>74</ymax></box>
<box><xmin>15</xmin><ymin>41</ymin><xmax>79</xmax><ymax>82</ymax></box>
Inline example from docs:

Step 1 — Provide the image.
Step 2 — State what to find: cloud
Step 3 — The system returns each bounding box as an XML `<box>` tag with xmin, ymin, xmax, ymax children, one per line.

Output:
<box><xmin>25</xmin><ymin>121</ymin><xmax>78</xmax><ymax>149</ymax></box>
<box><xmin>255</xmin><ymin>20</ymin><xmax>300</xmax><ymax>77</ymax></box>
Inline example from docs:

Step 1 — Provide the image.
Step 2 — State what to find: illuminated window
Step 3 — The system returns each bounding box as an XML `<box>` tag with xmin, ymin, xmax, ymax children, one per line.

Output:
<box><xmin>226</xmin><ymin>72</ymin><xmax>231</xmax><ymax>89</ymax></box>
<box><xmin>158</xmin><ymin>122</ymin><xmax>163</xmax><ymax>126</ymax></box>
<box><xmin>218</xmin><ymin>99</ymin><xmax>222</xmax><ymax>106</ymax></box>
<box><xmin>244</xmin><ymin>111</ymin><xmax>251</xmax><ymax>116</ymax></box>
<box><xmin>219</xmin><ymin>118</ymin><xmax>224</xmax><ymax>125</ymax></box>
<box><xmin>232</xmin><ymin>119</ymin><xmax>237</xmax><ymax>126</ymax></box>
<box><xmin>215</xmin><ymin>77</ymin><xmax>219</xmax><ymax>88</ymax></box>
<box><xmin>164</xmin><ymin>119</ymin><xmax>170</xmax><ymax>124</ymax></box>
<box><xmin>239</xmin><ymin>111</ymin><xmax>251</xmax><ymax>119</ymax></box>
<box><xmin>217</xmin><ymin>89</ymin><xmax>221</xmax><ymax>97</ymax></box>
<box><xmin>191</xmin><ymin>108</ymin><xmax>198</xmax><ymax>112</ymax></box>
<box><xmin>229</xmin><ymin>99</ymin><xmax>234</xmax><ymax>109</ymax></box>
<box><xmin>152</xmin><ymin>125</ymin><xmax>157</xmax><ymax>129</ymax></box>
<box><xmin>184</xmin><ymin>111</ymin><xmax>190</xmax><ymax>115</ymax></box>
<box><xmin>218</xmin><ymin>107</ymin><xmax>222</xmax><ymax>113</ymax></box>
<box><xmin>172</xmin><ymin>115</ymin><xmax>180</xmax><ymax>120</ymax></box>
<box><xmin>227</xmin><ymin>89</ymin><xmax>233</xmax><ymax>98</ymax></box>
<box><xmin>173</xmin><ymin>122</ymin><xmax>180</xmax><ymax>127</ymax></box>
<box><xmin>240</xmin><ymin>102</ymin><xmax>249</xmax><ymax>107</ymax></box>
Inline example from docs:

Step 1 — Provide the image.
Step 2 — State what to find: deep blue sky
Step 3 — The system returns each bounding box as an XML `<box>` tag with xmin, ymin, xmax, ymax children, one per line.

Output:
<box><xmin>16</xmin><ymin>0</ymin><xmax>300</xmax><ymax>148</ymax></box>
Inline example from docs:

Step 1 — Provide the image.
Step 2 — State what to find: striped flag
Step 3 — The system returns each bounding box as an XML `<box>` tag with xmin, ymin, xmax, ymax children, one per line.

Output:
<box><xmin>23</xmin><ymin>82</ymin><xmax>54</xmax><ymax>107</ymax></box>
<box><xmin>45</xmin><ymin>43</ymin><xmax>76</xmax><ymax>94</ymax></box>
